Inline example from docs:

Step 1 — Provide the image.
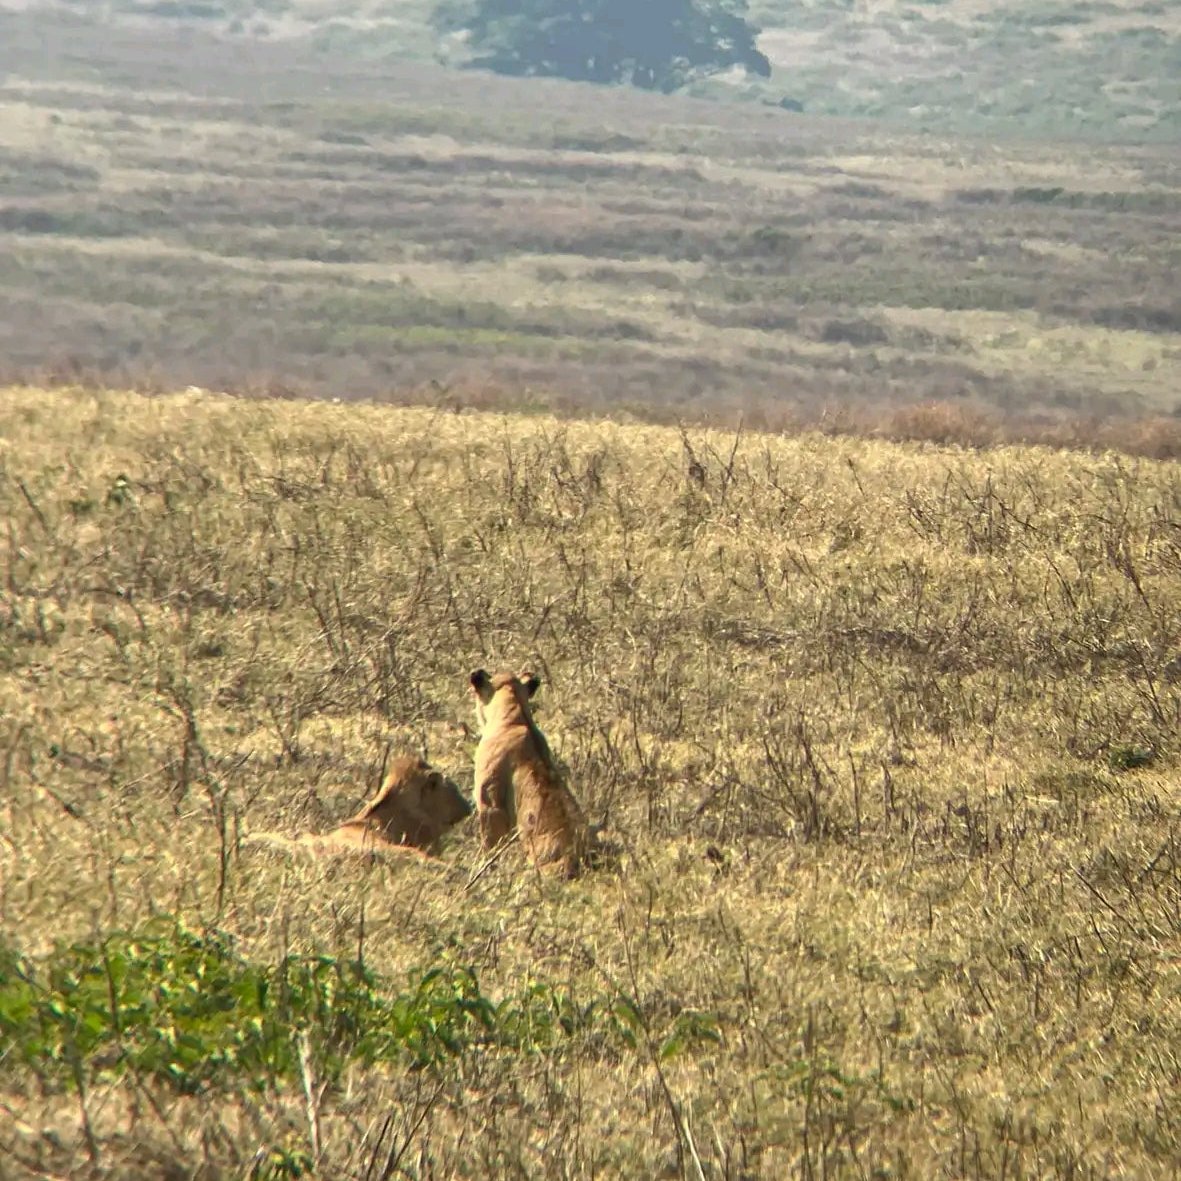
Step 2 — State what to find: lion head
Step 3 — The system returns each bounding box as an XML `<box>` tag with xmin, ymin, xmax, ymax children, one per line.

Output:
<box><xmin>469</xmin><ymin>668</ymin><xmax>541</xmax><ymax>734</ymax></box>
<box><xmin>352</xmin><ymin>755</ymin><xmax>472</xmax><ymax>850</ymax></box>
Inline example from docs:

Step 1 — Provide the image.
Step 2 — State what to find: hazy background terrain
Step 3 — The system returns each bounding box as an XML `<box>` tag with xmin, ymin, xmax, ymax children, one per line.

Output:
<box><xmin>0</xmin><ymin>0</ymin><xmax>1178</xmax><ymax>428</ymax></box>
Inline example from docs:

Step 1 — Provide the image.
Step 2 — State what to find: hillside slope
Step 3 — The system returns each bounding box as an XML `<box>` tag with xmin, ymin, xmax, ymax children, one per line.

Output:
<box><xmin>8</xmin><ymin>0</ymin><xmax>1178</xmax><ymax>139</ymax></box>
<box><xmin>1</xmin><ymin>8</ymin><xmax>1179</xmax><ymax>422</ymax></box>
<box><xmin>748</xmin><ymin>0</ymin><xmax>1181</xmax><ymax>141</ymax></box>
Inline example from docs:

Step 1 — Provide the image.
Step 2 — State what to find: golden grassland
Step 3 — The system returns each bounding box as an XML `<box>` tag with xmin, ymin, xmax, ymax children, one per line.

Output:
<box><xmin>2</xmin><ymin>384</ymin><xmax>1181</xmax><ymax>1178</ymax></box>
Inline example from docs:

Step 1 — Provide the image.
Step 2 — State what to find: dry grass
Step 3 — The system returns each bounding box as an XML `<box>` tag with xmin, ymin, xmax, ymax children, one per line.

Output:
<box><xmin>2</xmin><ymin>384</ymin><xmax>1180</xmax><ymax>1178</ymax></box>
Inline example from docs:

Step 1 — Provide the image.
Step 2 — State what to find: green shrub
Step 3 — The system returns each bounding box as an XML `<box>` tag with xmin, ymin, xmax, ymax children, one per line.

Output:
<box><xmin>0</xmin><ymin>920</ymin><xmax>537</xmax><ymax>1092</ymax></box>
<box><xmin>1107</xmin><ymin>744</ymin><xmax>1155</xmax><ymax>772</ymax></box>
<box><xmin>0</xmin><ymin>917</ymin><xmax>719</xmax><ymax>1096</ymax></box>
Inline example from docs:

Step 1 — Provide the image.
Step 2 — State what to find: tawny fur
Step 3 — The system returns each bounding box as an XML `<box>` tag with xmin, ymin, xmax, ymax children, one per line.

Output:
<box><xmin>469</xmin><ymin>669</ymin><xmax>590</xmax><ymax>878</ymax></box>
<box><xmin>246</xmin><ymin>756</ymin><xmax>472</xmax><ymax>859</ymax></box>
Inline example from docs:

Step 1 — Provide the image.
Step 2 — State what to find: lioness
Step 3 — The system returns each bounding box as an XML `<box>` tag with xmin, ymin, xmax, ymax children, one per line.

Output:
<box><xmin>469</xmin><ymin>668</ymin><xmax>590</xmax><ymax>877</ymax></box>
<box><xmin>246</xmin><ymin>756</ymin><xmax>472</xmax><ymax>859</ymax></box>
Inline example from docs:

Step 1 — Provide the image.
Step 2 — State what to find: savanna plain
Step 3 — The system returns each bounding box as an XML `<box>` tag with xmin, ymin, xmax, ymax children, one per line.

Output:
<box><xmin>0</xmin><ymin>4</ymin><xmax>1179</xmax><ymax>435</ymax></box>
<box><xmin>3</xmin><ymin>1</ymin><xmax>1181</xmax><ymax>1177</ymax></box>
<box><xmin>2</xmin><ymin>386</ymin><xmax>1180</xmax><ymax>1179</ymax></box>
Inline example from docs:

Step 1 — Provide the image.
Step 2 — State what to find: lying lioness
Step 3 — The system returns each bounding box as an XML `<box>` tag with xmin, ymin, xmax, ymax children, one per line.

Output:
<box><xmin>245</xmin><ymin>755</ymin><xmax>472</xmax><ymax>859</ymax></box>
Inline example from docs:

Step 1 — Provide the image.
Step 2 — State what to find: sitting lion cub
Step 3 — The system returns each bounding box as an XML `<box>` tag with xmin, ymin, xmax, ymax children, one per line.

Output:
<box><xmin>469</xmin><ymin>668</ymin><xmax>590</xmax><ymax>877</ymax></box>
<box><xmin>246</xmin><ymin>756</ymin><xmax>472</xmax><ymax>859</ymax></box>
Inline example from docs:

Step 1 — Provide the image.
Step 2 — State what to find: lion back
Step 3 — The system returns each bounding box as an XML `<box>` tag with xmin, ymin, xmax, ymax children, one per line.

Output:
<box><xmin>513</xmin><ymin>737</ymin><xmax>590</xmax><ymax>877</ymax></box>
<box><xmin>469</xmin><ymin>669</ymin><xmax>591</xmax><ymax>877</ymax></box>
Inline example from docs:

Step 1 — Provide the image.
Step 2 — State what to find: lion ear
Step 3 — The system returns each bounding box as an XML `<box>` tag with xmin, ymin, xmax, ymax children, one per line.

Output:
<box><xmin>469</xmin><ymin>669</ymin><xmax>490</xmax><ymax>691</ymax></box>
<box><xmin>521</xmin><ymin>673</ymin><xmax>541</xmax><ymax>697</ymax></box>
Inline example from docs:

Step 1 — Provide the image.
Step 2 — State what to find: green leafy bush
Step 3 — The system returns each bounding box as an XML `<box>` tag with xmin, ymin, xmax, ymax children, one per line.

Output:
<box><xmin>0</xmin><ymin>918</ymin><xmax>719</xmax><ymax>1096</ymax></box>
